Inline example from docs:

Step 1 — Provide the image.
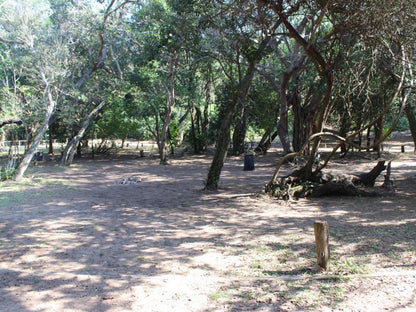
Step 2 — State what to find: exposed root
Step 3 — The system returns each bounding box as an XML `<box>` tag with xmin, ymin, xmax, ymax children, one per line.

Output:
<box><xmin>265</xmin><ymin>161</ymin><xmax>394</xmax><ymax>199</ymax></box>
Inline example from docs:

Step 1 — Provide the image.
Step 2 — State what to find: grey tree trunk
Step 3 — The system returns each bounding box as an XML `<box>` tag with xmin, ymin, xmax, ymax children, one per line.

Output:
<box><xmin>61</xmin><ymin>34</ymin><xmax>110</xmax><ymax>166</ymax></box>
<box><xmin>205</xmin><ymin>30</ymin><xmax>275</xmax><ymax>190</ymax></box>
<box><xmin>231</xmin><ymin>101</ymin><xmax>246</xmax><ymax>155</ymax></box>
<box><xmin>60</xmin><ymin>101</ymin><xmax>106</xmax><ymax>166</ymax></box>
<box><xmin>160</xmin><ymin>52</ymin><xmax>176</xmax><ymax>165</ymax></box>
<box><xmin>205</xmin><ymin>62</ymin><xmax>256</xmax><ymax>190</ymax></box>
<box><xmin>14</xmin><ymin>68</ymin><xmax>55</xmax><ymax>180</ymax></box>
<box><xmin>205</xmin><ymin>100</ymin><xmax>236</xmax><ymax>190</ymax></box>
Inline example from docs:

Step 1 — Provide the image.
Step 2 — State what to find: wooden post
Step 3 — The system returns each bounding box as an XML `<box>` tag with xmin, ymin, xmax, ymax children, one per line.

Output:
<box><xmin>314</xmin><ymin>221</ymin><xmax>330</xmax><ymax>270</ymax></box>
<box><xmin>401</xmin><ymin>145</ymin><xmax>405</xmax><ymax>153</ymax></box>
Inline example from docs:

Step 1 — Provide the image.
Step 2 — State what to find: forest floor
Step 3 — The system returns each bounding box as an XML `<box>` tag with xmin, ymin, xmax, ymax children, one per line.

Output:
<box><xmin>0</xmin><ymin>132</ymin><xmax>415</xmax><ymax>311</ymax></box>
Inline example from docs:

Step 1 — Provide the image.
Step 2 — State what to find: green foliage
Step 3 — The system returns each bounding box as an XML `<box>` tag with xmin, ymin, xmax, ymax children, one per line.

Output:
<box><xmin>388</xmin><ymin>116</ymin><xmax>409</xmax><ymax>132</ymax></box>
<box><xmin>95</xmin><ymin>93</ymin><xmax>144</xmax><ymax>141</ymax></box>
<box><xmin>0</xmin><ymin>0</ymin><xmax>414</xmax><ymax>172</ymax></box>
<box><xmin>0</xmin><ymin>167</ymin><xmax>16</xmax><ymax>181</ymax></box>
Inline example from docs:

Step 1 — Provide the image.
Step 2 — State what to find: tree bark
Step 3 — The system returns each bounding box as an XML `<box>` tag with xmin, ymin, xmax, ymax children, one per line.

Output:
<box><xmin>14</xmin><ymin>68</ymin><xmax>55</xmax><ymax>181</ymax></box>
<box><xmin>205</xmin><ymin>31</ymin><xmax>274</xmax><ymax>190</ymax></box>
<box><xmin>160</xmin><ymin>52</ymin><xmax>177</xmax><ymax>165</ymax></box>
<box><xmin>314</xmin><ymin>221</ymin><xmax>330</xmax><ymax>270</ymax></box>
<box><xmin>48</xmin><ymin>122</ymin><xmax>54</xmax><ymax>155</ymax></box>
<box><xmin>355</xmin><ymin>160</ymin><xmax>386</xmax><ymax>187</ymax></box>
<box><xmin>268</xmin><ymin>1</ymin><xmax>334</xmax><ymax>179</ymax></box>
<box><xmin>205</xmin><ymin>98</ymin><xmax>236</xmax><ymax>189</ymax></box>
<box><xmin>60</xmin><ymin>101</ymin><xmax>106</xmax><ymax>166</ymax></box>
<box><xmin>202</xmin><ymin>80</ymin><xmax>211</xmax><ymax>151</ymax></box>
<box><xmin>255</xmin><ymin>129</ymin><xmax>278</xmax><ymax>153</ymax></box>
<box><xmin>231</xmin><ymin>101</ymin><xmax>247</xmax><ymax>155</ymax></box>
<box><xmin>405</xmin><ymin>103</ymin><xmax>416</xmax><ymax>149</ymax></box>
<box><xmin>205</xmin><ymin>64</ymin><xmax>256</xmax><ymax>190</ymax></box>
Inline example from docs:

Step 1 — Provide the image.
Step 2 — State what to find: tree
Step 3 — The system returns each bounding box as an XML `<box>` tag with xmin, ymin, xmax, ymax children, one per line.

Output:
<box><xmin>259</xmin><ymin>0</ymin><xmax>415</xmax><ymax>197</ymax></box>
<box><xmin>0</xmin><ymin>1</ymin><xmax>71</xmax><ymax>180</ymax></box>
<box><xmin>204</xmin><ymin>1</ymin><xmax>279</xmax><ymax>189</ymax></box>
<box><xmin>58</xmin><ymin>1</ymin><xmax>127</xmax><ymax>165</ymax></box>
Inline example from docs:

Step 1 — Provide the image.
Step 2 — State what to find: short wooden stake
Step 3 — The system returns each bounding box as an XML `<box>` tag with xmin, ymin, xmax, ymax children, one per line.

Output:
<box><xmin>401</xmin><ymin>145</ymin><xmax>405</xmax><ymax>153</ymax></box>
<box><xmin>314</xmin><ymin>221</ymin><xmax>330</xmax><ymax>270</ymax></box>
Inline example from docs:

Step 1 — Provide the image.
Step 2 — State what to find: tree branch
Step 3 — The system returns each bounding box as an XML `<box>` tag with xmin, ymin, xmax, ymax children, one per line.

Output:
<box><xmin>0</xmin><ymin>118</ymin><xmax>23</xmax><ymax>128</ymax></box>
<box><xmin>75</xmin><ymin>33</ymin><xmax>108</xmax><ymax>90</ymax></box>
<box><xmin>0</xmin><ymin>37</ymin><xmax>25</xmax><ymax>46</ymax></box>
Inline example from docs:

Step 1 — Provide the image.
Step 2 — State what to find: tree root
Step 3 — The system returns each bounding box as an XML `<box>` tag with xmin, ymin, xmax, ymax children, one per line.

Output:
<box><xmin>265</xmin><ymin>161</ymin><xmax>394</xmax><ymax>199</ymax></box>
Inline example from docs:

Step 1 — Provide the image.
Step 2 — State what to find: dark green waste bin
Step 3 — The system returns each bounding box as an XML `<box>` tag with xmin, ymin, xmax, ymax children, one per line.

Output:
<box><xmin>244</xmin><ymin>153</ymin><xmax>255</xmax><ymax>171</ymax></box>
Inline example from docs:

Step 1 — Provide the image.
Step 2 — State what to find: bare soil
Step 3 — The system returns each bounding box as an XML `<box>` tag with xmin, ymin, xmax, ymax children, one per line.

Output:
<box><xmin>0</xmin><ymin>133</ymin><xmax>415</xmax><ymax>311</ymax></box>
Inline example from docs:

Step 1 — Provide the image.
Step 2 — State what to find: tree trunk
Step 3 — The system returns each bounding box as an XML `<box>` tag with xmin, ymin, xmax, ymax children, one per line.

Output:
<box><xmin>355</xmin><ymin>160</ymin><xmax>386</xmax><ymax>187</ymax></box>
<box><xmin>292</xmin><ymin>91</ymin><xmax>303</xmax><ymax>152</ymax></box>
<box><xmin>277</xmin><ymin>69</ymin><xmax>295</xmax><ymax>155</ymax></box>
<box><xmin>190</xmin><ymin>104</ymin><xmax>198</xmax><ymax>153</ymax></box>
<box><xmin>0</xmin><ymin>129</ymin><xmax>4</xmax><ymax>147</ymax></box>
<box><xmin>271</xmin><ymin>4</ymin><xmax>334</xmax><ymax>179</ymax></box>
<box><xmin>339</xmin><ymin>112</ymin><xmax>350</xmax><ymax>154</ymax></box>
<box><xmin>405</xmin><ymin>103</ymin><xmax>416</xmax><ymax>149</ymax></box>
<box><xmin>277</xmin><ymin>119</ymin><xmax>291</xmax><ymax>154</ymax></box>
<box><xmin>61</xmin><ymin>34</ymin><xmax>113</xmax><ymax>165</ymax></box>
<box><xmin>76</xmin><ymin>141</ymin><xmax>82</xmax><ymax>158</ymax></box>
<box><xmin>373</xmin><ymin>117</ymin><xmax>384</xmax><ymax>157</ymax></box>
<box><xmin>202</xmin><ymin>80</ymin><xmax>211</xmax><ymax>151</ymax></box>
<box><xmin>205</xmin><ymin>62</ymin><xmax>257</xmax><ymax>190</ymax></box>
<box><xmin>61</xmin><ymin>101</ymin><xmax>106</xmax><ymax>166</ymax></box>
<box><xmin>205</xmin><ymin>101</ymin><xmax>236</xmax><ymax>190</ymax></box>
<box><xmin>14</xmin><ymin>68</ymin><xmax>55</xmax><ymax>180</ymax></box>
<box><xmin>255</xmin><ymin>129</ymin><xmax>275</xmax><ymax>153</ymax></box>
<box><xmin>48</xmin><ymin>123</ymin><xmax>54</xmax><ymax>155</ymax></box>
<box><xmin>205</xmin><ymin>32</ymin><xmax>274</xmax><ymax>190</ymax></box>
<box><xmin>160</xmin><ymin>52</ymin><xmax>176</xmax><ymax>165</ymax></box>
<box><xmin>232</xmin><ymin>101</ymin><xmax>247</xmax><ymax>155</ymax></box>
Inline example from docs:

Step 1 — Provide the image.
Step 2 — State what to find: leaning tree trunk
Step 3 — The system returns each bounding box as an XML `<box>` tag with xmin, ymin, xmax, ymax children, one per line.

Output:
<box><xmin>255</xmin><ymin>129</ymin><xmax>278</xmax><ymax>153</ymax></box>
<box><xmin>231</xmin><ymin>101</ymin><xmax>247</xmax><ymax>155</ymax></box>
<box><xmin>14</xmin><ymin>68</ymin><xmax>55</xmax><ymax>181</ymax></box>
<box><xmin>205</xmin><ymin>30</ymin><xmax>275</xmax><ymax>190</ymax></box>
<box><xmin>205</xmin><ymin>101</ymin><xmax>235</xmax><ymax>189</ymax></box>
<box><xmin>61</xmin><ymin>33</ymin><xmax>114</xmax><ymax>166</ymax></box>
<box><xmin>205</xmin><ymin>63</ymin><xmax>257</xmax><ymax>190</ymax></box>
<box><xmin>61</xmin><ymin>101</ymin><xmax>106</xmax><ymax>166</ymax></box>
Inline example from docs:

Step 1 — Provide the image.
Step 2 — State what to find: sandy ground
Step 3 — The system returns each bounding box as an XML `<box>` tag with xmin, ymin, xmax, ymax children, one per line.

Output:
<box><xmin>0</xmin><ymin>133</ymin><xmax>415</xmax><ymax>311</ymax></box>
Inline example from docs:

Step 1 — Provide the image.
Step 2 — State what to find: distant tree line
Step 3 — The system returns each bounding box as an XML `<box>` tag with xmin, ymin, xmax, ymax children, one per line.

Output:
<box><xmin>0</xmin><ymin>0</ymin><xmax>414</xmax><ymax>187</ymax></box>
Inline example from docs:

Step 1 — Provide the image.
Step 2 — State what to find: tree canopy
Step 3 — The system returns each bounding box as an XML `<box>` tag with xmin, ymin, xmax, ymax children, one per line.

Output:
<box><xmin>0</xmin><ymin>0</ymin><xmax>415</xmax><ymax>190</ymax></box>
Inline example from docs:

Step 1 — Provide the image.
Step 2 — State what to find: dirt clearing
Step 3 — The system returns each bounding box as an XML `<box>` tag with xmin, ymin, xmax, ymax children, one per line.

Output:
<box><xmin>0</xmin><ymin>134</ymin><xmax>415</xmax><ymax>311</ymax></box>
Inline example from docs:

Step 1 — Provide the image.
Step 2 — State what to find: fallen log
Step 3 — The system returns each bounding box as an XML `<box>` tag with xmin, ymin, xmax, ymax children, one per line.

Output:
<box><xmin>353</xmin><ymin>160</ymin><xmax>386</xmax><ymax>186</ymax></box>
<box><xmin>266</xmin><ymin>160</ymin><xmax>393</xmax><ymax>199</ymax></box>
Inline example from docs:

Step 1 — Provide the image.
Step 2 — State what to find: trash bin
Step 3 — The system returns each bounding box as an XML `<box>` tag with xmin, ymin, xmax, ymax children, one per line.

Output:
<box><xmin>244</xmin><ymin>153</ymin><xmax>255</xmax><ymax>171</ymax></box>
